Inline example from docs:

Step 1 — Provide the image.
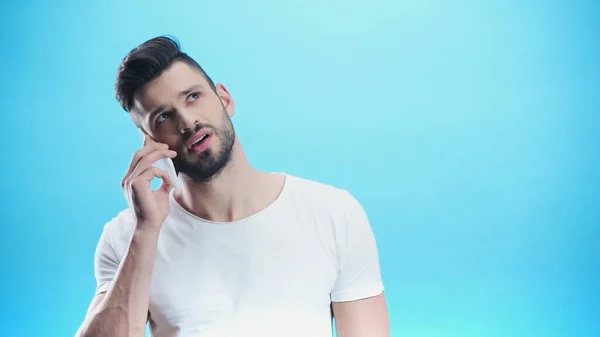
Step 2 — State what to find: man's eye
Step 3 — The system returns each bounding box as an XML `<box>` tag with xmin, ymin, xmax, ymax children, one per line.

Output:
<box><xmin>188</xmin><ymin>92</ymin><xmax>200</xmax><ymax>102</ymax></box>
<box><xmin>157</xmin><ymin>112</ymin><xmax>169</xmax><ymax>123</ymax></box>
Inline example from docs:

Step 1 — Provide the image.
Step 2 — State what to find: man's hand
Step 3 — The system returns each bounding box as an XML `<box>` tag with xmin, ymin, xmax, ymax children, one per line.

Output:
<box><xmin>121</xmin><ymin>135</ymin><xmax>177</xmax><ymax>230</ymax></box>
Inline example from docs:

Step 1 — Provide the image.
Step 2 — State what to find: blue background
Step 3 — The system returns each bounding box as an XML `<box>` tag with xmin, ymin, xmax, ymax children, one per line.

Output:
<box><xmin>1</xmin><ymin>0</ymin><xmax>598</xmax><ymax>336</ymax></box>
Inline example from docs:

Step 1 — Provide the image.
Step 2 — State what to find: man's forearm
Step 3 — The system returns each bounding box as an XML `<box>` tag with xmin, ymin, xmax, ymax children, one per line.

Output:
<box><xmin>78</xmin><ymin>227</ymin><xmax>160</xmax><ymax>337</ymax></box>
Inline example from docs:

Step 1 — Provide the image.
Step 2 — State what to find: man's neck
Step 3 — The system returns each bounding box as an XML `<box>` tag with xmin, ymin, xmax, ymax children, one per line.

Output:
<box><xmin>173</xmin><ymin>143</ymin><xmax>284</xmax><ymax>223</ymax></box>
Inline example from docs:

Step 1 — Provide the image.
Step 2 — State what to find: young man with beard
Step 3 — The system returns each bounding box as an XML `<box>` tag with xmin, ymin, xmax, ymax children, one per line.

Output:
<box><xmin>75</xmin><ymin>36</ymin><xmax>389</xmax><ymax>337</ymax></box>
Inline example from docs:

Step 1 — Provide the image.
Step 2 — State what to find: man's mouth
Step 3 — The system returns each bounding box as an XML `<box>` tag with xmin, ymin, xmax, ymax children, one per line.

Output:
<box><xmin>191</xmin><ymin>134</ymin><xmax>209</xmax><ymax>148</ymax></box>
<box><xmin>187</xmin><ymin>131</ymin><xmax>212</xmax><ymax>153</ymax></box>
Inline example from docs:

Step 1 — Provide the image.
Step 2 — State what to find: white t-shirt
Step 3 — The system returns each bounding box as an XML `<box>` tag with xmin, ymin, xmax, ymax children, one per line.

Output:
<box><xmin>94</xmin><ymin>173</ymin><xmax>384</xmax><ymax>337</ymax></box>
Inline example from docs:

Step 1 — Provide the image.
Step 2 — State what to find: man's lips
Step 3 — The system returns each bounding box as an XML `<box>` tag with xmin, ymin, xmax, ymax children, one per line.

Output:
<box><xmin>186</xmin><ymin>130</ymin><xmax>211</xmax><ymax>149</ymax></box>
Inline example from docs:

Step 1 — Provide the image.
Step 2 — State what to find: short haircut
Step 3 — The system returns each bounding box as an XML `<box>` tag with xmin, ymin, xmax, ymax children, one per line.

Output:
<box><xmin>115</xmin><ymin>35</ymin><xmax>216</xmax><ymax>112</ymax></box>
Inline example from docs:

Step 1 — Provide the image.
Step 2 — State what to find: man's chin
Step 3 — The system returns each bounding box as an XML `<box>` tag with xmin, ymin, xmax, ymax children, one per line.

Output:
<box><xmin>173</xmin><ymin>153</ymin><xmax>210</xmax><ymax>168</ymax></box>
<box><xmin>173</xmin><ymin>145</ymin><xmax>233</xmax><ymax>183</ymax></box>
<box><xmin>173</xmin><ymin>160</ymin><xmax>218</xmax><ymax>181</ymax></box>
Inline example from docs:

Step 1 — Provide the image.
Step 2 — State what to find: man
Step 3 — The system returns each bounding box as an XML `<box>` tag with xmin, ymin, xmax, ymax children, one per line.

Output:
<box><xmin>75</xmin><ymin>35</ymin><xmax>389</xmax><ymax>337</ymax></box>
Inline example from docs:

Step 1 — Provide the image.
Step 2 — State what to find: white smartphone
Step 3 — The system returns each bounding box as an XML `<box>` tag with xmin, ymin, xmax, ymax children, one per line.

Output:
<box><xmin>138</xmin><ymin>129</ymin><xmax>180</xmax><ymax>188</ymax></box>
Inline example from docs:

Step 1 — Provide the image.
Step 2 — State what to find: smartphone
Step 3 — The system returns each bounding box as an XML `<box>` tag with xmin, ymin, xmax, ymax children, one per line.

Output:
<box><xmin>138</xmin><ymin>129</ymin><xmax>180</xmax><ymax>188</ymax></box>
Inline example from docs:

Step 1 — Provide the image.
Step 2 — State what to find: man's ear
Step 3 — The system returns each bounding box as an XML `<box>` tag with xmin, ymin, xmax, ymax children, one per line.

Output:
<box><xmin>215</xmin><ymin>83</ymin><xmax>235</xmax><ymax>118</ymax></box>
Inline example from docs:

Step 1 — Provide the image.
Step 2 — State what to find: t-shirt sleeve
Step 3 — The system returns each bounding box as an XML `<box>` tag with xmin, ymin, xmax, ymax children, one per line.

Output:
<box><xmin>330</xmin><ymin>191</ymin><xmax>384</xmax><ymax>302</ymax></box>
<box><xmin>94</xmin><ymin>225</ymin><xmax>120</xmax><ymax>295</ymax></box>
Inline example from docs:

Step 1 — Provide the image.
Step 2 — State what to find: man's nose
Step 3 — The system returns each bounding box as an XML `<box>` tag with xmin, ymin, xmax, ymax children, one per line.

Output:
<box><xmin>178</xmin><ymin>111</ymin><xmax>199</xmax><ymax>134</ymax></box>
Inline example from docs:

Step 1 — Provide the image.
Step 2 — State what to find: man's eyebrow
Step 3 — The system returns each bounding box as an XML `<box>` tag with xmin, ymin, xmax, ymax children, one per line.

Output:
<box><xmin>179</xmin><ymin>84</ymin><xmax>204</xmax><ymax>98</ymax></box>
<box><xmin>149</xmin><ymin>104</ymin><xmax>166</xmax><ymax>117</ymax></box>
<box><xmin>147</xmin><ymin>85</ymin><xmax>204</xmax><ymax>117</ymax></box>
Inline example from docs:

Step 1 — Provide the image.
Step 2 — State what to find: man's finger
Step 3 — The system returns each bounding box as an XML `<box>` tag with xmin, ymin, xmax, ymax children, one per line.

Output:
<box><xmin>143</xmin><ymin>134</ymin><xmax>153</xmax><ymax>146</ymax></box>
<box><xmin>121</xmin><ymin>144</ymin><xmax>171</xmax><ymax>188</ymax></box>
<box><xmin>131</xmin><ymin>149</ymin><xmax>177</xmax><ymax>180</ymax></box>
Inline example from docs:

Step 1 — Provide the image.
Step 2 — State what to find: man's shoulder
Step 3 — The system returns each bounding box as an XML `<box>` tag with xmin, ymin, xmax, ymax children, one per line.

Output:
<box><xmin>286</xmin><ymin>173</ymin><xmax>347</xmax><ymax>195</ymax></box>
<box><xmin>284</xmin><ymin>173</ymin><xmax>361</xmax><ymax>211</ymax></box>
<box><xmin>101</xmin><ymin>207</ymin><xmax>136</xmax><ymax>241</ymax></box>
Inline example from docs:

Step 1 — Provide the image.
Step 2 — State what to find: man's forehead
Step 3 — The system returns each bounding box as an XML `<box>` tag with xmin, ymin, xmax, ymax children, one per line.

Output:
<box><xmin>132</xmin><ymin>62</ymin><xmax>207</xmax><ymax>113</ymax></box>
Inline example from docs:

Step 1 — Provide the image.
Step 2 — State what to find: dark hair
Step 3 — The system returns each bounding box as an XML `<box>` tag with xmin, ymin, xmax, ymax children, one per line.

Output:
<box><xmin>115</xmin><ymin>35</ymin><xmax>216</xmax><ymax>112</ymax></box>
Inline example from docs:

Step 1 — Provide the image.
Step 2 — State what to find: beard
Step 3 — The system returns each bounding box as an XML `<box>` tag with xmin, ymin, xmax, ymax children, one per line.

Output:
<box><xmin>171</xmin><ymin>109</ymin><xmax>236</xmax><ymax>183</ymax></box>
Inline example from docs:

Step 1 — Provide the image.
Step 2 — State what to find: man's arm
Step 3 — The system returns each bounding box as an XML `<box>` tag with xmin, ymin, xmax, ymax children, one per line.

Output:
<box><xmin>75</xmin><ymin>228</ymin><xmax>159</xmax><ymax>337</ymax></box>
<box><xmin>329</xmin><ymin>190</ymin><xmax>389</xmax><ymax>336</ymax></box>
<box><xmin>75</xmin><ymin>137</ymin><xmax>176</xmax><ymax>337</ymax></box>
<box><xmin>332</xmin><ymin>293</ymin><xmax>390</xmax><ymax>337</ymax></box>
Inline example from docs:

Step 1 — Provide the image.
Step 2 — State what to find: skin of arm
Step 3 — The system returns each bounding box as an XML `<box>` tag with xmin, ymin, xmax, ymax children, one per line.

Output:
<box><xmin>332</xmin><ymin>293</ymin><xmax>390</xmax><ymax>337</ymax></box>
<box><xmin>75</xmin><ymin>227</ymin><xmax>160</xmax><ymax>337</ymax></box>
